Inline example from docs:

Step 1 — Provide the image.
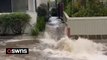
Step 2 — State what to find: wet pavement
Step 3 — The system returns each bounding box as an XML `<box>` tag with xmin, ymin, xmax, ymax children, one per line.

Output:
<box><xmin>0</xmin><ymin>38</ymin><xmax>107</xmax><ymax>60</ymax></box>
<box><xmin>0</xmin><ymin>36</ymin><xmax>41</xmax><ymax>60</ymax></box>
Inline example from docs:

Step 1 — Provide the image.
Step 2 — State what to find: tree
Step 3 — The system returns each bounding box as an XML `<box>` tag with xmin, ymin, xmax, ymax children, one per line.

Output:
<box><xmin>37</xmin><ymin>4</ymin><xmax>48</xmax><ymax>16</ymax></box>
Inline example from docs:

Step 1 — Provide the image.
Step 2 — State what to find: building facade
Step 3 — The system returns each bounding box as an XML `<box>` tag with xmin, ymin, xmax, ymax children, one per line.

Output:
<box><xmin>0</xmin><ymin>0</ymin><xmax>48</xmax><ymax>34</ymax></box>
<box><xmin>0</xmin><ymin>0</ymin><xmax>47</xmax><ymax>13</ymax></box>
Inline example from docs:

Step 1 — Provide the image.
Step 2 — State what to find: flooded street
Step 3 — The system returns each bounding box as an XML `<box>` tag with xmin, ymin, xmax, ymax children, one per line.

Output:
<box><xmin>0</xmin><ymin>17</ymin><xmax>107</xmax><ymax>60</ymax></box>
<box><xmin>0</xmin><ymin>37</ymin><xmax>40</xmax><ymax>60</ymax></box>
<box><xmin>0</xmin><ymin>37</ymin><xmax>107</xmax><ymax>60</ymax></box>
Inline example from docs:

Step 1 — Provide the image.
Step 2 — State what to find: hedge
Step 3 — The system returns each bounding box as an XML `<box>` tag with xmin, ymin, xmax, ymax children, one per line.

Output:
<box><xmin>31</xmin><ymin>16</ymin><xmax>46</xmax><ymax>36</ymax></box>
<box><xmin>0</xmin><ymin>13</ymin><xmax>30</xmax><ymax>35</ymax></box>
<box><xmin>31</xmin><ymin>3</ymin><xmax>47</xmax><ymax>36</ymax></box>
<box><xmin>37</xmin><ymin>3</ymin><xmax>48</xmax><ymax>16</ymax></box>
<box><xmin>64</xmin><ymin>0</ymin><xmax>107</xmax><ymax>17</ymax></box>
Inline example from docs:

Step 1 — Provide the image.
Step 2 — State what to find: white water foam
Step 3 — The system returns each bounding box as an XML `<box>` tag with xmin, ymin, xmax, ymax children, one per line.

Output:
<box><xmin>41</xmin><ymin>16</ymin><xmax>107</xmax><ymax>60</ymax></box>
<box><xmin>39</xmin><ymin>35</ymin><xmax>107</xmax><ymax>60</ymax></box>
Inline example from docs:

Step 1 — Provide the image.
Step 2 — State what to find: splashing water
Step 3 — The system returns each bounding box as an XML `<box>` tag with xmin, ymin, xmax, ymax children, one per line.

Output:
<box><xmin>40</xmin><ymin>35</ymin><xmax>107</xmax><ymax>60</ymax></box>
<box><xmin>38</xmin><ymin>17</ymin><xmax>107</xmax><ymax>60</ymax></box>
<box><xmin>0</xmin><ymin>17</ymin><xmax>107</xmax><ymax>60</ymax></box>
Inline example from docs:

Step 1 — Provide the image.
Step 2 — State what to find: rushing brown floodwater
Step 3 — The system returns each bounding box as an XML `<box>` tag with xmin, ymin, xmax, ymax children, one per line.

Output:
<box><xmin>0</xmin><ymin>17</ymin><xmax>107</xmax><ymax>60</ymax></box>
<box><xmin>0</xmin><ymin>35</ymin><xmax>107</xmax><ymax>60</ymax></box>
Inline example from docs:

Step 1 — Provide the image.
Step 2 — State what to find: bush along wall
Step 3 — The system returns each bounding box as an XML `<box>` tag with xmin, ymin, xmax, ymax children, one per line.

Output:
<box><xmin>31</xmin><ymin>4</ymin><xmax>47</xmax><ymax>36</ymax></box>
<box><xmin>31</xmin><ymin>16</ymin><xmax>46</xmax><ymax>36</ymax></box>
<box><xmin>64</xmin><ymin>0</ymin><xmax>107</xmax><ymax>17</ymax></box>
<box><xmin>0</xmin><ymin>13</ymin><xmax>31</xmax><ymax>35</ymax></box>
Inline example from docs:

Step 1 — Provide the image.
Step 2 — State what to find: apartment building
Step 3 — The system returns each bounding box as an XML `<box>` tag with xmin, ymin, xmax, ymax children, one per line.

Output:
<box><xmin>0</xmin><ymin>0</ymin><xmax>47</xmax><ymax>12</ymax></box>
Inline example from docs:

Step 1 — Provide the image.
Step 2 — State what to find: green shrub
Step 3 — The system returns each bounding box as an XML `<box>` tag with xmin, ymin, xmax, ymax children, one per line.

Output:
<box><xmin>10</xmin><ymin>13</ymin><xmax>30</xmax><ymax>34</ymax></box>
<box><xmin>63</xmin><ymin>0</ymin><xmax>72</xmax><ymax>8</ymax></box>
<box><xmin>0</xmin><ymin>13</ymin><xmax>30</xmax><ymax>35</ymax></box>
<box><xmin>36</xmin><ymin>16</ymin><xmax>46</xmax><ymax>31</ymax></box>
<box><xmin>65</xmin><ymin>1</ymin><xmax>80</xmax><ymax>17</ymax></box>
<box><xmin>31</xmin><ymin>27</ymin><xmax>39</xmax><ymax>36</ymax></box>
<box><xmin>73</xmin><ymin>8</ymin><xmax>94</xmax><ymax>17</ymax></box>
<box><xmin>64</xmin><ymin>0</ymin><xmax>107</xmax><ymax>17</ymax></box>
<box><xmin>37</xmin><ymin>4</ymin><xmax>48</xmax><ymax>16</ymax></box>
<box><xmin>51</xmin><ymin>8</ymin><xmax>57</xmax><ymax>16</ymax></box>
<box><xmin>31</xmin><ymin>16</ymin><xmax>46</xmax><ymax>36</ymax></box>
<box><xmin>0</xmin><ymin>14</ymin><xmax>11</xmax><ymax>34</ymax></box>
<box><xmin>31</xmin><ymin>3</ymin><xmax>47</xmax><ymax>36</ymax></box>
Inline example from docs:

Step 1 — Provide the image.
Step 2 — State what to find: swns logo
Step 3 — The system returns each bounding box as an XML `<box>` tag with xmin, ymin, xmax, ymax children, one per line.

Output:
<box><xmin>6</xmin><ymin>48</ymin><xmax>29</xmax><ymax>54</ymax></box>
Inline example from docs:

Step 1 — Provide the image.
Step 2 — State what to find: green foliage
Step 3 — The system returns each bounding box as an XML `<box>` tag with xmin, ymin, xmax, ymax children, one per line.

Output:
<box><xmin>31</xmin><ymin>27</ymin><xmax>39</xmax><ymax>36</ymax></box>
<box><xmin>65</xmin><ymin>2</ymin><xmax>72</xmax><ymax>17</ymax></box>
<box><xmin>63</xmin><ymin>0</ymin><xmax>71</xmax><ymax>8</ymax></box>
<box><xmin>37</xmin><ymin>4</ymin><xmax>48</xmax><ymax>16</ymax></box>
<box><xmin>73</xmin><ymin>8</ymin><xmax>94</xmax><ymax>17</ymax></box>
<box><xmin>64</xmin><ymin>0</ymin><xmax>107</xmax><ymax>17</ymax></box>
<box><xmin>32</xmin><ymin>3</ymin><xmax>47</xmax><ymax>36</ymax></box>
<box><xmin>36</xmin><ymin>16</ymin><xmax>46</xmax><ymax>31</ymax></box>
<box><xmin>31</xmin><ymin>16</ymin><xmax>46</xmax><ymax>36</ymax></box>
<box><xmin>51</xmin><ymin>8</ymin><xmax>57</xmax><ymax>16</ymax></box>
<box><xmin>10</xmin><ymin>13</ymin><xmax>30</xmax><ymax>34</ymax></box>
<box><xmin>0</xmin><ymin>13</ymin><xmax>30</xmax><ymax>35</ymax></box>
<box><xmin>65</xmin><ymin>2</ymin><xmax>80</xmax><ymax>17</ymax></box>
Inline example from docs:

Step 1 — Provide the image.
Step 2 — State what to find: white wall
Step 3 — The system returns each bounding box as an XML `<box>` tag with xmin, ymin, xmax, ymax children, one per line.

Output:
<box><xmin>24</xmin><ymin>12</ymin><xmax>37</xmax><ymax>34</ymax></box>
<box><xmin>36</xmin><ymin>0</ymin><xmax>48</xmax><ymax>7</ymax></box>
<box><xmin>0</xmin><ymin>0</ymin><xmax>48</xmax><ymax>35</ymax></box>
<box><xmin>25</xmin><ymin>0</ymin><xmax>48</xmax><ymax>34</ymax></box>
<box><xmin>28</xmin><ymin>0</ymin><xmax>36</xmax><ymax>12</ymax></box>
<box><xmin>64</xmin><ymin>12</ymin><xmax>107</xmax><ymax>35</ymax></box>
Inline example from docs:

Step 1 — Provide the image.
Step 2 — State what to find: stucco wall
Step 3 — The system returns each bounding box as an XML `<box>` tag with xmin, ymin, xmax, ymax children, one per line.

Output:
<box><xmin>24</xmin><ymin>12</ymin><xmax>37</xmax><ymax>34</ymax></box>
<box><xmin>36</xmin><ymin>0</ymin><xmax>48</xmax><ymax>7</ymax></box>
<box><xmin>0</xmin><ymin>0</ymin><xmax>48</xmax><ymax>35</ymax></box>
<box><xmin>64</xmin><ymin>12</ymin><xmax>107</xmax><ymax>35</ymax></box>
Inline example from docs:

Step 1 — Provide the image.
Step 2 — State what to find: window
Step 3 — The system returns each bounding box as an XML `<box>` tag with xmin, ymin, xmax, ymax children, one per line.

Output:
<box><xmin>11</xmin><ymin>0</ymin><xmax>28</xmax><ymax>12</ymax></box>
<box><xmin>0</xmin><ymin>0</ymin><xmax>12</xmax><ymax>12</ymax></box>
